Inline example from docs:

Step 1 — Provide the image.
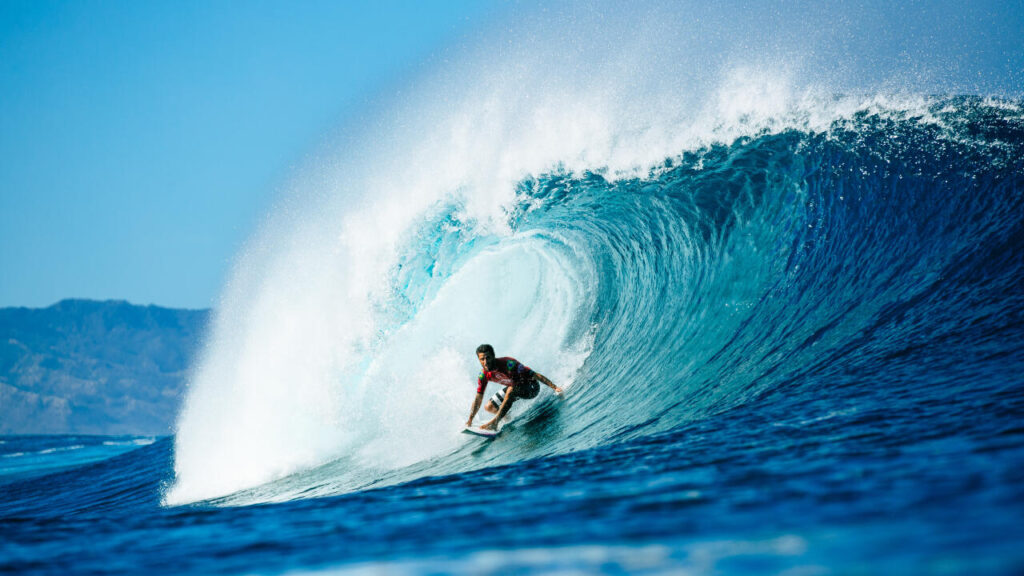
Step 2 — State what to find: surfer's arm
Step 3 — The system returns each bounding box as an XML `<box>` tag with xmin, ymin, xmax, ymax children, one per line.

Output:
<box><xmin>482</xmin><ymin>389</ymin><xmax>516</xmax><ymax>430</ymax></box>
<box><xmin>535</xmin><ymin>373</ymin><xmax>563</xmax><ymax>395</ymax></box>
<box><xmin>466</xmin><ymin>392</ymin><xmax>484</xmax><ymax>427</ymax></box>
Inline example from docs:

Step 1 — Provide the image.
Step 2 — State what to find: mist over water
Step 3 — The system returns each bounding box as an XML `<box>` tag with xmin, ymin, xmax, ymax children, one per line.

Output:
<box><xmin>167</xmin><ymin>1</ymin><xmax>1024</xmax><ymax>505</ymax></box>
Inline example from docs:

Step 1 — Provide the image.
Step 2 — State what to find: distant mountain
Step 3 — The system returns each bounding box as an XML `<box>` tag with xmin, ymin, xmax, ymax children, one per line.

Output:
<box><xmin>0</xmin><ymin>300</ymin><xmax>209</xmax><ymax>435</ymax></box>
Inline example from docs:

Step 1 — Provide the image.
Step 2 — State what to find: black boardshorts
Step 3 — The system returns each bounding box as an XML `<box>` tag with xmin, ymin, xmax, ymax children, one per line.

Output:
<box><xmin>489</xmin><ymin>379</ymin><xmax>540</xmax><ymax>408</ymax></box>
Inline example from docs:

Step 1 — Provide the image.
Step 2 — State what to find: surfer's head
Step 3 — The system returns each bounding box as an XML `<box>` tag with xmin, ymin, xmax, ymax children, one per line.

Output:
<box><xmin>476</xmin><ymin>344</ymin><xmax>496</xmax><ymax>370</ymax></box>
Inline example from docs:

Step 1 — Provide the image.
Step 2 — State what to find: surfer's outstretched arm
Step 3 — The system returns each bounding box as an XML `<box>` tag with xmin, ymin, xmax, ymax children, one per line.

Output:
<box><xmin>466</xmin><ymin>392</ymin><xmax>484</xmax><ymax>427</ymax></box>
<box><xmin>535</xmin><ymin>373</ymin><xmax>563</xmax><ymax>395</ymax></box>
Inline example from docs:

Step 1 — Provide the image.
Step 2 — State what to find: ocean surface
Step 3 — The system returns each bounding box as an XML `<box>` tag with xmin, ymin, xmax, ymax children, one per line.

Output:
<box><xmin>2</xmin><ymin>94</ymin><xmax>1023</xmax><ymax>574</ymax></box>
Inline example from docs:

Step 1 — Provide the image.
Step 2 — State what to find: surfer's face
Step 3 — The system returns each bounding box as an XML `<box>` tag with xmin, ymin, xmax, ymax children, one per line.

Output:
<box><xmin>477</xmin><ymin>352</ymin><xmax>491</xmax><ymax>370</ymax></box>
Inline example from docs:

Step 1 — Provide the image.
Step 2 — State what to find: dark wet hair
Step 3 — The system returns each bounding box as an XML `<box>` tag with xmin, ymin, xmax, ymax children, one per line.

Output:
<box><xmin>476</xmin><ymin>344</ymin><xmax>495</xmax><ymax>359</ymax></box>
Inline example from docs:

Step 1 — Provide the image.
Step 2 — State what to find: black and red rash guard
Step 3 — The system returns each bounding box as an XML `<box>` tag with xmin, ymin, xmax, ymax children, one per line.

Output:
<box><xmin>476</xmin><ymin>357</ymin><xmax>535</xmax><ymax>394</ymax></box>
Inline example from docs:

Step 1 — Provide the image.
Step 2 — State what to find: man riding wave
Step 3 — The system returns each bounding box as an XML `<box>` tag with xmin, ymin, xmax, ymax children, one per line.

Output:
<box><xmin>466</xmin><ymin>344</ymin><xmax>562</xmax><ymax>431</ymax></box>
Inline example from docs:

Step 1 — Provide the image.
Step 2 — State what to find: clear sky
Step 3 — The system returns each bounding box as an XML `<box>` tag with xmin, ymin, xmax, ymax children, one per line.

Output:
<box><xmin>0</xmin><ymin>0</ymin><xmax>498</xmax><ymax>309</ymax></box>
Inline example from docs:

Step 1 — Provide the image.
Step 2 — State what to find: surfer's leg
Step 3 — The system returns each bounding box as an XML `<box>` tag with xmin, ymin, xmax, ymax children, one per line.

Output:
<box><xmin>494</xmin><ymin>393</ymin><xmax>517</xmax><ymax>424</ymax></box>
<box><xmin>485</xmin><ymin>387</ymin><xmax>508</xmax><ymax>413</ymax></box>
<box><xmin>519</xmin><ymin>380</ymin><xmax>540</xmax><ymax>400</ymax></box>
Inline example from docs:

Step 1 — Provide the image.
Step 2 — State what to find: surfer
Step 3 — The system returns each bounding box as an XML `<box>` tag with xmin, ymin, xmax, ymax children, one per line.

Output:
<box><xmin>466</xmin><ymin>344</ymin><xmax>563</xmax><ymax>431</ymax></box>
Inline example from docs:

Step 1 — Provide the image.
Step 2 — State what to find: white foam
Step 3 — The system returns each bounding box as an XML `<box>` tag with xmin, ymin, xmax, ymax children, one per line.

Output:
<box><xmin>38</xmin><ymin>445</ymin><xmax>84</xmax><ymax>455</ymax></box>
<box><xmin>102</xmin><ymin>438</ymin><xmax>156</xmax><ymax>447</ymax></box>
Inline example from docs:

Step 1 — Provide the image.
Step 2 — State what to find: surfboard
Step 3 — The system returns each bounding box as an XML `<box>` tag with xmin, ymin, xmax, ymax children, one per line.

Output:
<box><xmin>462</xmin><ymin>425</ymin><xmax>499</xmax><ymax>438</ymax></box>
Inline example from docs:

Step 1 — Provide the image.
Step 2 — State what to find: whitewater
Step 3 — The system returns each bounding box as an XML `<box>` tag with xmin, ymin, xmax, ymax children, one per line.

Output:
<box><xmin>3</xmin><ymin>1</ymin><xmax>1023</xmax><ymax>574</ymax></box>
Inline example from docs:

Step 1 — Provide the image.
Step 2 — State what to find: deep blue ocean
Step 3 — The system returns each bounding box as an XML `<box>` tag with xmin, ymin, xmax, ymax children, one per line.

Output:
<box><xmin>2</xmin><ymin>95</ymin><xmax>1023</xmax><ymax>574</ymax></box>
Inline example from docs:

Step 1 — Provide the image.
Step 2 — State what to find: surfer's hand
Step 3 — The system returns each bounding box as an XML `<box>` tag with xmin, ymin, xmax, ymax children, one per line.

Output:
<box><xmin>554</xmin><ymin>386</ymin><xmax>563</xmax><ymax>396</ymax></box>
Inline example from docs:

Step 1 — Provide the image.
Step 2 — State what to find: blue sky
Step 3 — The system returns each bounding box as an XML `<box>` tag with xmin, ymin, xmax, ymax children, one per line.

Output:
<box><xmin>0</xmin><ymin>0</ymin><xmax>498</xmax><ymax>309</ymax></box>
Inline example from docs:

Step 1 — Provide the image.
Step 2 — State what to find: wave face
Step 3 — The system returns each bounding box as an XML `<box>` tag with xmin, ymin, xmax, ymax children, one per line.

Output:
<box><xmin>167</xmin><ymin>2</ymin><xmax>1024</xmax><ymax>505</ymax></box>
<box><xmin>167</xmin><ymin>91</ymin><xmax>1024</xmax><ymax>505</ymax></box>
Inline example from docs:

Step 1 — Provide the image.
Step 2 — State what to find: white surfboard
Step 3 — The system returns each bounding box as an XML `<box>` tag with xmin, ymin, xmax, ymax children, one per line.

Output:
<box><xmin>462</xmin><ymin>425</ymin><xmax>499</xmax><ymax>438</ymax></box>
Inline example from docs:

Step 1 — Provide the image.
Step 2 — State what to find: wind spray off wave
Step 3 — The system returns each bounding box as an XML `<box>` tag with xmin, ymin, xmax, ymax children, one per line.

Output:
<box><xmin>167</xmin><ymin>2</ymin><xmax>1024</xmax><ymax>506</ymax></box>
